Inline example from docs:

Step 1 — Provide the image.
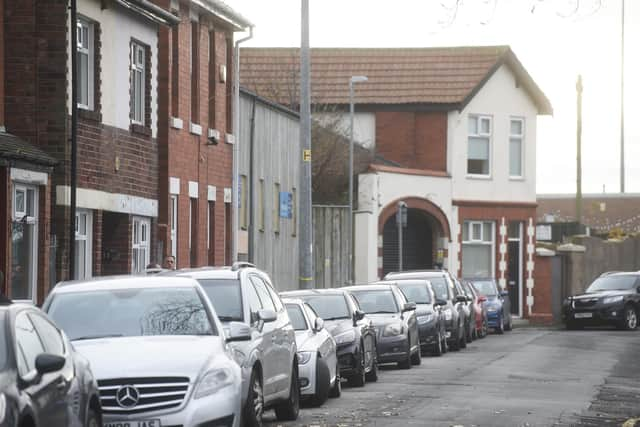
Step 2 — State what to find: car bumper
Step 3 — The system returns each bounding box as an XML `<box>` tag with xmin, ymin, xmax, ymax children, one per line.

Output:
<box><xmin>563</xmin><ymin>305</ymin><xmax>625</xmax><ymax>325</ymax></box>
<box><xmin>376</xmin><ymin>335</ymin><xmax>410</xmax><ymax>364</ymax></box>
<box><xmin>336</xmin><ymin>341</ymin><xmax>362</xmax><ymax>377</ymax></box>
<box><xmin>298</xmin><ymin>356</ymin><xmax>318</xmax><ymax>397</ymax></box>
<box><xmin>417</xmin><ymin>321</ymin><xmax>439</xmax><ymax>345</ymax></box>
<box><xmin>102</xmin><ymin>383</ymin><xmax>241</xmax><ymax>427</ymax></box>
<box><xmin>487</xmin><ymin>310</ymin><xmax>501</xmax><ymax>327</ymax></box>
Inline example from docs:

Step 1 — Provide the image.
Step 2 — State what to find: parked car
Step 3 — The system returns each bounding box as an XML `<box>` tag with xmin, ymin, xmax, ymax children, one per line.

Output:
<box><xmin>384</xmin><ymin>270</ymin><xmax>467</xmax><ymax>351</ymax></box>
<box><xmin>343</xmin><ymin>284</ymin><xmax>420</xmax><ymax>369</ymax></box>
<box><xmin>0</xmin><ymin>300</ymin><xmax>101</xmax><ymax>427</ymax></box>
<box><xmin>384</xmin><ymin>279</ymin><xmax>448</xmax><ymax>356</ymax></box>
<box><xmin>562</xmin><ymin>272</ymin><xmax>640</xmax><ymax>330</ymax></box>
<box><xmin>43</xmin><ymin>276</ymin><xmax>244</xmax><ymax>427</ymax></box>
<box><xmin>452</xmin><ymin>277</ymin><xmax>474</xmax><ymax>343</ymax></box>
<box><xmin>468</xmin><ymin>278</ymin><xmax>513</xmax><ymax>333</ymax></box>
<box><xmin>171</xmin><ymin>264</ymin><xmax>299</xmax><ymax>426</ymax></box>
<box><xmin>282</xmin><ymin>298</ymin><xmax>340</xmax><ymax>406</ymax></box>
<box><xmin>280</xmin><ymin>289</ymin><xmax>378</xmax><ymax>387</ymax></box>
<box><xmin>462</xmin><ymin>280</ymin><xmax>489</xmax><ymax>338</ymax></box>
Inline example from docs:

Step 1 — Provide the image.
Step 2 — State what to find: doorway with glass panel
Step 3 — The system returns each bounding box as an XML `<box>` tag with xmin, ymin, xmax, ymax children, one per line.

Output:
<box><xmin>11</xmin><ymin>183</ymin><xmax>38</xmax><ymax>302</ymax></box>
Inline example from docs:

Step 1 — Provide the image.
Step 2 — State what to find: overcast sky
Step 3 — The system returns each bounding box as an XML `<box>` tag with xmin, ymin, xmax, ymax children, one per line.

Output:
<box><xmin>225</xmin><ymin>0</ymin><xmax>639</xmax><ymax>195</ymax></box>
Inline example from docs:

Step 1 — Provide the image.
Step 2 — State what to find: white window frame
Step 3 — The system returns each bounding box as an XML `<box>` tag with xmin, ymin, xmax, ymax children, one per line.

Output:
<box><xmin>11</xmin><ymin>183</ymin><xmax>39</xmax><ymax>303</ymax></box>
<box><xmin>131</xmin><ymin>216</ymin><xmax>150</xmax><ymax>273</ymax></box>
<box><xmin>74</xmin><ymin>209</ymin><xmax>93</xmax><ymax>280</ymax></box>
<box><xmin>467</xmin><ymin>115</ymin><xmax>492</xmax><ymax>178</ymax></box>
<box><xmin>170</xmin><ymin>195</ymin><xmax>178</xmax><ymax>259</ymax></box>
<box><xmin>76</xmin><ymin>17</ymin><xmax>94</xmax><ymax>110</ymax></box>
<box><xmin>461</xmin><ymin>220</ymin><xmax>495</xmax><ymax>278</ymax></box>
<box><xmin>130</xmin><ymin>41</ymin><xmax>146</xmax><ymax>125</ymax></box>
<box><xmin>509</xmin><ymin>117</ymin><xmax>525</xmax><ymax>179</ymax></box>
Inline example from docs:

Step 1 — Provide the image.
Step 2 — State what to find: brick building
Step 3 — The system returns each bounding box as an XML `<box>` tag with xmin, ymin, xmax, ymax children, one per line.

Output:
<box><xmin>241</xmin><ymin>46</ymin><xmax>552</xmax><ymax>318</ymax></box>
<box><xmin>3</xmin><ymin>0</ymin><xmax>178</xmax><ymax>302</ymax></box>
<box><xmin>153</xmin><ymin>0</ymin><xmax>251</xmax><ymax>269</ymax></box>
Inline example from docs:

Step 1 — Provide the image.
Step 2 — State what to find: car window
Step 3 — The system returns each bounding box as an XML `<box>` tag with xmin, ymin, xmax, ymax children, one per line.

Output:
<box><xmin>428</xmin><ymin>276</ymin><xmax>450</xmax><ymax>301</ymax></box>
<box><xmin>250</xmin><ymin>276</ymin><xmax>276</xmax><ymax>311</ymax></box>
<box><xmin>244</xmin><ymin>279</ymin><xmax>263</xmax><ymax>323</ymax></box>
<box><xmin>586</xmin><ymin>275</ymin><xmax>638</xmax><ymax>293</ymax></box>
<box><xmin>263</xmin><ymin>279</ymin><xmax>284</xmax><ymax>312</ymax></box>
<box><xmin>302</xmin><ymin>294</ymin><xmax>352</xmax><ymax>320</ymax></box>
<box><xmin>47</xmin><ymin>287</ymin><xmax>215</xmax><ymax>340</ymax></box>
<box><xmin>197</xmin><ymin>279</ymin><xmax>243</xmax><ymax>321</ymax></box>
<box><xmin>285</xmin><ymin>304</ymin><xmax>308</xmax><ymax>331</ymax></box>
<box><xmin>15</xmin><ymin>312</ymin><xmax>46</xmax><ymax>376</ymax></box>
<box><xmin>303</xmin><ymin>303</ymin><xmax>319</xmax><ymax>324</ymax></box>
<box><xmin>350</xmin><ymin>290</ymin><xmax>399</xmax><ymax>314</ymax></box>
<box><xmin>397</xmin><ymin>283</ymin><xmax>432</xmax><ymax>304</ymax></box>
<box><xmin>29</xmin><ymin>313</ymin><xmax>65</xmax><ymax>356</ymax></box>
<box><xmin>471</xmin><ymin>280</ymin><xmax>498</xmax><ymax>296</ymax></box>
<box><xmin>0</xmin><ymin>313</ymin><xmax>6</xmax><ymax>370</ymax></box>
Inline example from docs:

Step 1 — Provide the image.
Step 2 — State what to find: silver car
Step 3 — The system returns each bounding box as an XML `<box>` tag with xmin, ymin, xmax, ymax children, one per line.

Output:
<box><xmin>43</xmin><ymin>276</ymin><xmax>247</xmax><ymax>427</ymax></box>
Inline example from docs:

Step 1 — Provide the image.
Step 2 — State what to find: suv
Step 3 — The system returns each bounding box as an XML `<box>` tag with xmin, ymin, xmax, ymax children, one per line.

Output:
<box><xmin>172</xmin><ymin>263</ymin><xmax>299</xmax><ymax>426</ymax></box>
<box><xmin>385</xmin><ymin>270</ymin><xmax>467</xmax><ymax>351</ymax></box>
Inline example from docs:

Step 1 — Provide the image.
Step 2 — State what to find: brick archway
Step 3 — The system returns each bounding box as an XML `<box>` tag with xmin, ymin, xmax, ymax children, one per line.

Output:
<box><xmin>378</xmin><ymin>197</ymin><xmax>451</xmax><ymax>240</ymax></box>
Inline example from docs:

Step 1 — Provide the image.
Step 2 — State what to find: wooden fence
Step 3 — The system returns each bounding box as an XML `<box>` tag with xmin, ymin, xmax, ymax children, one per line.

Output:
<box><xmin>313</xmin><ymin>206</ymin><xmax>349</xmax><ymax>288</ymax></box>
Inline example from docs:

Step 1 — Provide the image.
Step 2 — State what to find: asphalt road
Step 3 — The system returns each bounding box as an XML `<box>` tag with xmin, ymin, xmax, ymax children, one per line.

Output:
<box><xmin>264</xmin><ymin>327</ymin><xmax>640</xmax><ymax>427</ymax></box>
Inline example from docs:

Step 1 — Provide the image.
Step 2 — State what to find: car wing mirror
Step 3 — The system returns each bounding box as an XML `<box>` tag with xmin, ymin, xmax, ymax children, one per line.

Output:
<box><xmin>226</xmin><ymin>321</ymin><xmax>252</xmax><ymax>342</ymax></box>
<box><xmin>314</xmin><ymin>317</ymin><xmax>325</xmax><ymax>332</ymax></box>
<box><xmin>353</xmin><ymin>310</ymin><xmax>365</xmax><ymax>325</ymax></box>
<box><xmin>257</xmin><ymin>308</ymin><xmax>277</xmax><ymax>323</ymax></box>
<box><xmin>35</xmin><ymin>353</ymin><xmax>65</xmax><ymax>376</ymax></box>
<box><xmin>455</xmin><ymin>295</ymin><xmax>467</xmax><ymax>303</ymax></box>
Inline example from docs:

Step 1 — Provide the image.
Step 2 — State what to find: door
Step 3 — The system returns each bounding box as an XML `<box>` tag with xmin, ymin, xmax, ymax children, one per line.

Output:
<box><xmin>74</xmin><ymin>209</ymin><xmax>93</xmax><ymax>280</ymax></box>
<box><xmin>132</xmin><ymin>216</ymin><xmax>150</xmax><ymax>273</ymax></box>
<box><xmin>10</xmin><ymin>184</ymin><xmax>38</xmax><ymax>302</ymax></box>
<box><xmin>507</xmin><ymin>222</ymin><xmax>522</xmax><ymax>316</ymax></box>
<box><xmin>15</xmin><ymin>312</ymin><xmax>68</xmax><ymax>426</ymax></box>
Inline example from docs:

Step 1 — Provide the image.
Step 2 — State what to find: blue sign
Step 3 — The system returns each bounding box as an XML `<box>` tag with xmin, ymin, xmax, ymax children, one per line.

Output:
<box><xmin>279</xmin><ymin>192</ymin><xmax>292</xmax><ymax>219</ymax></box>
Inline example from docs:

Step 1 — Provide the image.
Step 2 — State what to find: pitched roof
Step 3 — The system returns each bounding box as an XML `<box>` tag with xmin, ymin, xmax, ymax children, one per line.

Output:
<box><xmin>0</xmin><ymin>132</ymin><xmax>57</xmax><ymax>167</ymax></box>
<box><xmin>240</xmin><ymin>46</ymin><xmax>552</xmax><ymax>114</ymax></box>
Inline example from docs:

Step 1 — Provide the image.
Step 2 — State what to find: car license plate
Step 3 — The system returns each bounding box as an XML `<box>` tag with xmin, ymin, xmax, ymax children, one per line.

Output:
<box><xmin>574</xmin><ymin>312</ymin><xmax>593</xmax><ymax>319</ymax></box>
<box><xmin>104</xmin><ymin>421</ymin><xmax>161</xmax><ymax>427</ymax></box>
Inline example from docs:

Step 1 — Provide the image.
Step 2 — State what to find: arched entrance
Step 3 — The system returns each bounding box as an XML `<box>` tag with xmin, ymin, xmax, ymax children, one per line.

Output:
<box><xmin>378</xmin><ymin>198</ymin><xmax>451</xmax><ymax>277</ymax></box>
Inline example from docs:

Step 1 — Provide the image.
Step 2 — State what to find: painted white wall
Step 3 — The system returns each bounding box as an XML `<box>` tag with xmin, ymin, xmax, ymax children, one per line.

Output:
<box><xmin>314</xmin><ymin>112</ymin><xmax>376</xmax><ymax>149</ymax></box>
<box><xmin>450</xmin><ymin>65</ymin><xmax>538</xmax><ymax>203</ymax></box>
<box><xmin>69</xmin><ymin>0</ymin><xmax>159</xmax><ymax>137</ymax></box>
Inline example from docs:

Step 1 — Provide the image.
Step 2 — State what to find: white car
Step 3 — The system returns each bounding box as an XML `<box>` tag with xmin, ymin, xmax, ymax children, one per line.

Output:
<box><xmin>43</xmin><ymin>276</ymin><xmax>248</xmax><ymax>427</ymax></box>
<box><xmin>282</xmin><ymin>298</ymin><xmax>340</xmax><ymax>406</ymax></box>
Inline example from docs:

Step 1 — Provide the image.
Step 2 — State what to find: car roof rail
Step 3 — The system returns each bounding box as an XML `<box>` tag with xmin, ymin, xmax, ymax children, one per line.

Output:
<box><xmin>231</xmin><ymin>261</ymin><xmax>256</xmax><ymax>271</ymax></box>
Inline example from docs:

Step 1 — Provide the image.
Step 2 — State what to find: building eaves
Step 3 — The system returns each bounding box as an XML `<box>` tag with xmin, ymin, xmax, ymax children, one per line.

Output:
<box><xmin>240</xmin><ymin>87</ymin><xmax>299</xmax><ymax>119</ymax></box>
<box><xmin>191</xmin><ymin>0</ymin><xmax>252</xmax><ymax>30</ymax></box>
<box><xmin>114</xmin><ymin>0</ymin><xmax>180</xmax><ymax>26</ymax></box>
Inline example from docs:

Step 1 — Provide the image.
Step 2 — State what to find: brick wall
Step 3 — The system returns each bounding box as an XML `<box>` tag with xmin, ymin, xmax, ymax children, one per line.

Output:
<box><xmin>0</xmin><ymin>167</ymin><xmax>8</xmax><ymax>294</ymax></box>
<box><xmin>531</xmin><ymin>254</ymin><xmax>554</xmax><ymax>325</ymax></box>
<box><xmin>92</xmin><ymin>210</ymin><xmax>103</xmax><ymax>276</ymax></box>
<box><xmin>36</xmin><ymin>185</ymin><xmax>52</xmax><ymax>301</ymax></box>
<box><xmin>375</xmin><ymin>111</ymin><xmax>448</xmax><ymax>172</ymax></box>
<box><xmin>156</xmin><ymin>2</ymin><xmax>235</xmax><ymax>269</ymax></box>
<box><xmin>102</xmin><ymin>212</ymin><xmax>131</xmax><ymax>275</ymax></box>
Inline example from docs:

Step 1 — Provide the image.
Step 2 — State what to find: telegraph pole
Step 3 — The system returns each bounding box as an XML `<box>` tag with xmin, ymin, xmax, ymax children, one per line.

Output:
<box><xmin>299</xmin><ymin>0</ymin><xmax>313</xmax><ymax>289</ymax></box>
<box><xmin>620</xmin><ymin>0</ymin><xmax>625</xmax><ymax>193</ymax></box>
<box><xmin>576</xmin><ymin>75</ymin><xmax>583</xmax><ymax>224</ymax></box>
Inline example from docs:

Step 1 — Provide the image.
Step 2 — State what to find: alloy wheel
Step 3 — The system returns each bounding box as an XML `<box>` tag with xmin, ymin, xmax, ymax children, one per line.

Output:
<box><xmin>626</xmin><ymin>308</ymin><xmax>637</xmax><ymax>330</ymax></box>
<box><xmin>253</xmin><ymin>376</ymin><xmax>264</xmax><ymax>421</ymax></box>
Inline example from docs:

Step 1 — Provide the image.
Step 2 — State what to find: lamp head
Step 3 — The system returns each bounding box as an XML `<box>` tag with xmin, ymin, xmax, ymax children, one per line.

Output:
<box><xmin>350</xmin><ymin>75</ymin><xmax>368</xmax><ymax>84</ymax></box>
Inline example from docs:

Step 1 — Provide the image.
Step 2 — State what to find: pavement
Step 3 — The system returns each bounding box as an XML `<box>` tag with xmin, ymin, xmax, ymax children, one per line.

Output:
<box><xmin>263</xmin><ymin>327</ymin><xmax>640</xmax><ymax>427</ymax></box>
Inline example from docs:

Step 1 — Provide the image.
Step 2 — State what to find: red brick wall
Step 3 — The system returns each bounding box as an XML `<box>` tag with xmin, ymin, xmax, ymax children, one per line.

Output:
<box><xmin>375</xmin><ymin>111</ymin><xmax>447</xmax><ymax>172</ymax></box>
<box><xmin>157</xmin><ymin>3</ymin><xmax>235</xmax><ymax>269</ymax></box>
<box><xmin>531</xmin><ymin>255</ymin><xmax>554</xmax><ymax>325</ymax></box>
<box><xmin>36</xmin><ymin>185</ymin><xmax>52</xmax><ymax>302</ymax></box>
<box><xmin>92</xmin><ymin>210</ymin><xmax>103</xmax><ymax>276</ymax></box>
<box><xmin>0</xmin><ymin>0</ymin><xmax>4</xmax><ymax>126</ymax></box>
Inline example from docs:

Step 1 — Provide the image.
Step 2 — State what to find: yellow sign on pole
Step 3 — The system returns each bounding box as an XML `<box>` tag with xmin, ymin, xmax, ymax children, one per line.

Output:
<box><xmin>303</xmin><ymin>149</ymin><xmax>311</xmax><ymax>162</ymax></box>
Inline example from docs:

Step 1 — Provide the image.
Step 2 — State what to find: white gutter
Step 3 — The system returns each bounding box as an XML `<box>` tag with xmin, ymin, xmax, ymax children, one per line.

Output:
<box><xmin>232</xmin><ymin>26</ymin><xmax>254</xmax><ymax>262</ymax></box>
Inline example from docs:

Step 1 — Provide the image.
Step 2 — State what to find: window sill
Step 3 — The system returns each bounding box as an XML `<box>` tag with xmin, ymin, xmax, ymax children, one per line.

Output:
<box><xmin>131</xmin><ymin>123</ymin><xmax>152</xmax><ymax>137</ymax></box>
<box><xmin>509</xmin><ymin>176</ymin><xmax>525</xmax><ymax>182</ymax></box>
<box><xmin>190</xmin><ymin>123</ymin><xmax>203</xmax><ymax>136</ymax></box>
<box><xmin>466</xmin><ymin>174</ymin><xmax>492</xmax><ymax>180</ymax></box>
<box><xmin>78</xmin><ymin>108</ymin><xmax>102</xmax><ymax>122</ymax></box>
<box><xmin>170</xmin><ymin>117</ymin><xmax>184</xmax><ymax>130</ymax></box>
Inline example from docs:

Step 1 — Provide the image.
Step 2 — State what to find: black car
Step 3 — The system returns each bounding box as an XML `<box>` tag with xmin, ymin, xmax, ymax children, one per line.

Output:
<box><xmin>280</xmin><ymin>289</ymin><xmax>379</xmax><ymax>386</ymax></box>
<box><xmin>384</xmin><ymin>279</ymin><xmax>448</xmax><ymax>356</ymax></box>
<box><xmin>385</xmin><ymin>270</ymin><xmax>467</xmax><ymax>351</ymax></box>
<box><xmin>343</xmin><ymin>284</ymin><xmax>420</xmax><ymax>369</ymax></box>
<box><xmin>0</xmin><ymin>302</ymin><xmax>101</xmax><ymax>427</ymax></box>
<box><xmin>563</xmin><ymin>272</ymin><xmax>640</xmax><ymax>330</ymax></box>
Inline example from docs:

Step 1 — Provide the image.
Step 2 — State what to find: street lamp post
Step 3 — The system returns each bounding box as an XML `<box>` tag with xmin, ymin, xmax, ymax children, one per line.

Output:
<box><xmin>348</xmin><ymin>75</ymin><xmax>367</xmax><ymax>285</ymax></box>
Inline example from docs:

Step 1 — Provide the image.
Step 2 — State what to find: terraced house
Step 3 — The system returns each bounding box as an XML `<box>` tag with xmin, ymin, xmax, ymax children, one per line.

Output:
<box><xmin>241</xmin><ymin>46</ymin><xmax>552</xmax><ymax>319</ymax></box>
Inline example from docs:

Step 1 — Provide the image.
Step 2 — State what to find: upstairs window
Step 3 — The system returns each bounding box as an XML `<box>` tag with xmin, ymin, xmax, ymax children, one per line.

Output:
<box><xmin>130</xmin><ymin>41</ymin><xmax>146</xmax><ymax>125</ymax></box>
<box><xmin>76</xmin><ymin>18</ymin><xmax>94</xmax><ymax>110</ymax></box>
<box><xmin>467</xmin><ymin>115</ymin><xmax>492</xmax><ymax>176</ymax></box>
<box><xmin>509</xmin><ymin>118</ymin><xmax>525</xmax><ymax>178</ymax></box>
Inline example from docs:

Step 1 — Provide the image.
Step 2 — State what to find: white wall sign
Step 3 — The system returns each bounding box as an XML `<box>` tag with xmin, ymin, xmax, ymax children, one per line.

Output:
<box><xmin>536</xmin><ymin>224</ymin><xmax>552</xmax><ymax>241</ymax></box>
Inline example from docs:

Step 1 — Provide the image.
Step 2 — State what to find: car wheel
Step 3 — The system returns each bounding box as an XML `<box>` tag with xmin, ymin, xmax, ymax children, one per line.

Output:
<box><xmin>432</xmin><ymin>332</ymin><xmax>443</xmax><ymax>357</ymax></box>
<box><xmin>449</xmin><ymin>328</ymin><xmax>460</xmax><ymax>352</ymax></box>
<box><xmin>243</xmin><ymin>368</ymin><xmax>264</xmax><ymax>427</ymax></box>
<box><xmin>466</xmin><ymin>321</ymin><xmax>473</xmax><ymax>342</ymax></box>
<box><xmin>441</xmin><ymin>332</ymin><xmax>448</xmax><ymax>353</ymax></box>
<box><xmin>621</xmin><ymin>305</ymin><xmax>638</xmax><ymax>330</ymax></box>
<box><xmin>348</xmin><ymin>348</ymin><xmax>366</xmax><ymax>387</ymax></box>
<box><xmin>310</xmin><ymin>358</ymin><xmax>330</xmax><ymax>407</ymax></box>
<box><xmin>365</xmin><ymin>356</ymin><xmax>378</xmax><ymax>382</ymax></box>
<box><xmin>496</xmin><ymin>315</ymin><xmax>505</xmax><ymax>335</ymax></box>
<box><xmin>274</xmin><ymin>364</ymin><xmax>300</xmax><ymax>421</ymax></box>
<box><xmin>329</xmin><ymin>362</ymin><xmax>342</xmax><ymax>398</ymax></box>
<box><xmin>505</xmin><ymin>314</ymin><xmax>513</xmax><ymax>331</ymax></box>
<box><xmin>459</xmin><ymin>325</ymin><xmax>467</xmax><ymax>349</ymax></box>
<box><xmin>86</xmin><ymin>407</ymin><xmax>100</xmax><ymax>427</ymax></box>
<box><xmin>481</xmin><ymin>318</ymin><xmax>488</xmax><ymax>338</ymax></box>
<box><xmin>411</xmin><ymin>341</ymin><xmax>422</xmax><ymax>365</ymax></box>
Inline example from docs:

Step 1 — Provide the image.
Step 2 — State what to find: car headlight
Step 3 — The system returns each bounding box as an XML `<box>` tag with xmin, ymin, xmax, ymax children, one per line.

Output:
<box><xmin>0</xmin><ymin>393</ymin><xmax>6</xmax><ymax>424</ymax></box>
<box><xmin>443</xmin><ymin>308</ymin><xmax>453</xmax><ymax>321</ymax></box>
<box><xmin>603</xmin><ymin>295</ymin><xmax>624</xmax><ymax>305</ymax></box>
<box><xmin>194</xmin><ymin>368</ymin><xmax>234</xmax><ymax>399</ymax></box>
<box><xmin>382</xmin><ymin>323</ymin><xmax>403</xmax><ymax>337</ymax></box>
<box><xmin>334</xmin><ymin>329</ymin><xmax>356</xmax><ymax>345</ymax></box>
<box><xmin>297</xmin><ymin>351</ymin><xmax>313</xmax><ymax>365</ymax></box>
<box><xmin>417</xmin><ymin>314</ymin><xmax>434</xmax><ymax>325</ymax></box>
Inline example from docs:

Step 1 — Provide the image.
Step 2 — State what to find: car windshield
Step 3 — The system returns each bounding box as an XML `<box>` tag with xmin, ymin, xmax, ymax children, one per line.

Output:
<box><xmin>197</xmin><ymin>279</ymin><xmax>243</xmax><ymax>321</ymax></box>
<box><xmin>471</xmin><ymin>280</ymin><xmax>498</xmax><ymax>297</ymax></box>
<box><xmin>47</xmin><ymin>287</ymin><xmax>215</xmax><ymax>340</ymax></box>
<box><xmin>427</xmin><ymin>277</ymin><xmax>449</xmax><ymax>301</ymax></box>
<box><xmin>285</xmin><ymin>304</ymin><xmax>308</xmax><ymax>331</ymax></box>
<box><xmin>586</xmin><ymin>275</ymin><xmax>638</xmax><ymax>293</ymax></box>
<box><xmin>0</xmin><ymin>312</ymin><xmax>6</xmax><ymax>370</ymax></box>
<box><xmin>350</xmin><ymin>290</ymin><xmax>398</xmax><ymax>314</ymax></box>
<box><xmin>397</xmin><ymin>284</ymin><xmax>432</xmax><ymax>304</ymax></box>
<box><xmin>301</xmin><ymin>295</ymin><xmax>351</xmax><ymax>320</ymax></box>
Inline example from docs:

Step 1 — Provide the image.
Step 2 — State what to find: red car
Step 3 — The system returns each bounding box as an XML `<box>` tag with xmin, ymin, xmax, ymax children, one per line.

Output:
<box><xmin>462</xmin><ymin>280</ymin><xmax>488</xmax><ymax>338</ymax></box>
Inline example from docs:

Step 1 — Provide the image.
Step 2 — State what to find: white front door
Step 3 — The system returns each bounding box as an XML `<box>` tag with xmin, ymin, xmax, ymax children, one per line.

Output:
<box><xmin>11</xmin><ymin>184</ymin><xmax>38</xmax><ymax>302</ymax></box>
<box><xmin>132</xmin><ymin>216</ymin><xmax>151</xmax><ymax>273</ymax></box>
<box><xmin>75</xmin><ymin>209</ymin><xmax>93</xmax><ymax>280</ymax></box>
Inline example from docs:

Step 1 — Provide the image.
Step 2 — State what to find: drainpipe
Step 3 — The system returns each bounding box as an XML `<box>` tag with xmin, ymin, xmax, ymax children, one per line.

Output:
<box><xmin>69</xmin><ymin>0</ymin><xmax>78</xmax><ymax>279</ymax></box>
<box><xmin>232</xmin><ymin>26</ymin><xmax>253</xmax><ymax>263</ymax></box>
<box><xmin>248</xmin><ymin>96</ymin><xmax>256</xmax><ymax>262</ymax></box>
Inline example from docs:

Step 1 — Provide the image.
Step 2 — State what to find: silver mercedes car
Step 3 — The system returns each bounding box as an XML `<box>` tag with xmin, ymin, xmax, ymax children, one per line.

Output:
<box><xmin>43</xmin><ymin>276</ymin><xmax>248</xmax><ymax>427</ymax></box>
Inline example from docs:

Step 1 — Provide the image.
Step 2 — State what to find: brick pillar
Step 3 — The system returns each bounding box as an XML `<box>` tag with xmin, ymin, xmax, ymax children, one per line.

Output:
<box><xmin>37</xmin><ymin>182</ymin><xmax>52</xmax><ymax>303</ymax></box>
<box><xmin>92</xmin><ymin>210</ymin><xmax>103</xmax><ymax>276</ymax></box>
<box><xmin>531</xmin><ymin>252</ymin><xmax>554</xmax><ymax>325</ymax></box>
